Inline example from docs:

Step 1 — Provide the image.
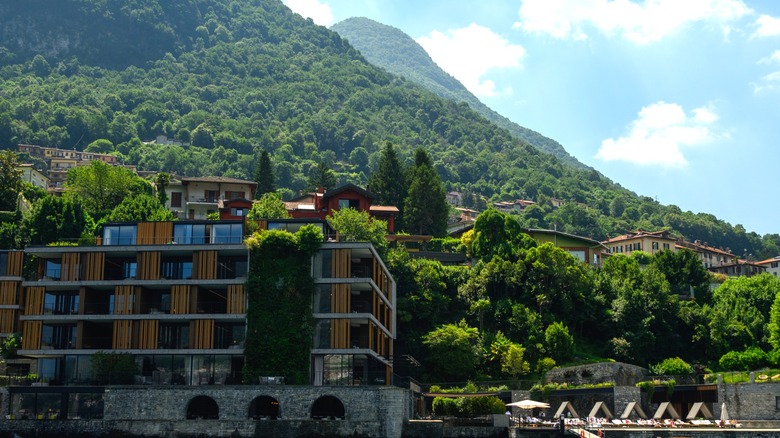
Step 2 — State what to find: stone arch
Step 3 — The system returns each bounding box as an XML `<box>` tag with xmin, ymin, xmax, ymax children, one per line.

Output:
<box><xmin>248</xmin><ymin>395</ymin><xmax>281</xmax><ymax>420</ymax></box>
<box><xmin>310</xmin><ymin>395</ymin><xmax>345</xmax><ymax>420</ymax></box>
<box><xmin>186</xmin><ymin>395</ymin><xmax>219</xmax><ymax>419</ymax></box>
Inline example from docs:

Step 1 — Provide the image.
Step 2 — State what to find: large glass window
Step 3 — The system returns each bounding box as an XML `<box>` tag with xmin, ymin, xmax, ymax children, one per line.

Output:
<box><xmin>313</xmin><ymin>285</ymin><xmax>332</xmax><ymax>313</ymax></box>
<box><xmin>173</xmin><ymin>224</ymin><xmax>208</xmax><ymax>244</ymax></box>
<box><xmin>43</xmin><ymin>291</ymin><xmax>79</xmax><ymax>315</ymax></box>
<box><xmin>41</xmin><ymin>324</ymin><xmax>77</xmax><ymax>349</ymax></box>
<box><xmin>159</xmin><ymin>323</ymin><xmax>189</xmax><ymax>349</ymax></box>
<box><xmin>216</xmin><ymin>256</ymin><xmax>247</xmax><ymax>279</ymax></box>
<box><xmin>45</xmin><ymin>260</ymin><xmax>61</xmax><ymax>280</ymax></box>
<box><xmin>102</xmin><ymin>225</ymin><xmax>137</xmax><ymax>245</ymax></box>
<box><xmin>162</xmin><ymin>258</ymin><xmax>193</xmax><ymax>280</ymax></box>
<box><xmin>212</xmin><ymin>223</ymin><xmax>242</xmax><ymax>244</ymax></box>
<box><xmin>122</xmin><ymin>261</ymin><xmax>136</xmax><ymax>279</ymax></box>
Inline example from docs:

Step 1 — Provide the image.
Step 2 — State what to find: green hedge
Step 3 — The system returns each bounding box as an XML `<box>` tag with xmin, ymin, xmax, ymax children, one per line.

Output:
<box><xmin>431</xmin><ymin>396</ymin><xmax>505</xmax><ymax>417</ymax></box>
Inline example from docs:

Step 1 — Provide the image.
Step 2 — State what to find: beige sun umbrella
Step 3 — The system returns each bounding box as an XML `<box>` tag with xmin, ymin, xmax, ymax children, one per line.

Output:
<box><xmin>507</xmin><ymin>399</ymin><xmax>551</xmax><ymax>409</ymax></box>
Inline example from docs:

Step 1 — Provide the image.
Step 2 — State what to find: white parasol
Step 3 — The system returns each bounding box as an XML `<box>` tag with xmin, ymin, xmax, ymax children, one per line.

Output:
<box><xmin>507</xmin><ymin>399</ymin><xmax>551</xmax><ymax>409</ymax></box>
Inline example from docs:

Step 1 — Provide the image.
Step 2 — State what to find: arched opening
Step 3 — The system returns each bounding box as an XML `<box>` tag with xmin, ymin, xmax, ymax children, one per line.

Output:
<box><xmin>248</xmin><ymin>395</ymin><xmax>281</xmax><ymax>420</ymax></box>
<box><xmin>186</xmin><ymin>395</ymin><xmax>219</xmax><ymax>419</ymax></box>
<box><xmin>310</xmin><ymin>395</ymin><xmax>345</xmax><ymax>420</ymax></box>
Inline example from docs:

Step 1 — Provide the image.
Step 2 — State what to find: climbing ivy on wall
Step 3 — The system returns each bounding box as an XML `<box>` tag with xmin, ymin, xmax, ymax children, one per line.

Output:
<box><xmin>242</xmin><ymin>225</ymin><xmax>323</xmax><ymax>385</ymax></box>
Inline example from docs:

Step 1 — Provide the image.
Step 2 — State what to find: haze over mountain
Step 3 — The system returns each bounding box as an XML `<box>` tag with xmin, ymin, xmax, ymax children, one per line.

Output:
<box><xmin>0</xmin><ymin>0</ymin><xmax>777</xmax><ymax>258</ymax></box>
<box><xmin>331</xmin><ymin>17</ymin><xmax>587</xmax><ymax>170</ymax></box>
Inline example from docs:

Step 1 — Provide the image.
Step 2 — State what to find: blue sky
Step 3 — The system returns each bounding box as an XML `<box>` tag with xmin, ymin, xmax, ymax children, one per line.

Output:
<box><xmin>283</xmin><ymin>0</ymin><xmax>780</xmax><ymax>237</ymax></box>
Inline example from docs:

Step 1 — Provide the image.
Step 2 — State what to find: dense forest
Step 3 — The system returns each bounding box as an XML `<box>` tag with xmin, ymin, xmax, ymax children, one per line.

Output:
<box><xmin>0</xmin><ymin>0</ymin><xmax>777</xmax><ymax>259</ymax></box>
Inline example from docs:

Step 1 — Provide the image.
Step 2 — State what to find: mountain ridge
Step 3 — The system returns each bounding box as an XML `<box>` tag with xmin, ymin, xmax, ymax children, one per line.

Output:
<box><xmin>331</xmin><ymin>16</ymin><xmax>589</xmax><ymax>170</ymax></box>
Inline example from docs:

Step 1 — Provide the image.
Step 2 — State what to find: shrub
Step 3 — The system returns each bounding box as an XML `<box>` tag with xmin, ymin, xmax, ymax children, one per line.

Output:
<box><xmin>719</xmin><ymin>347</ymin><xmax>769</xmax><ymax>371</ymax></box>
<box><xmin>719</xmin><ymin>351</ymin><xmax>741</xmax><ymax>371</ymax></box>
<box><xmin>650</xmin><ymin>357</ymin><xmax>694</xmax><ymax>376</ymax></box>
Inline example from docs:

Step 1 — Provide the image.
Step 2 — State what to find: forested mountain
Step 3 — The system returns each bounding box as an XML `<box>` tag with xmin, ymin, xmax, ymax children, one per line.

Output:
<box><xmin>331</xmin><ymin>17</ymin><xmax>587</xmax><ymax>170</ymax></box>
<box><xmin>0</xmin><ymin>0</ymin><xmax>777</xmax><ymax>258</ymax></box>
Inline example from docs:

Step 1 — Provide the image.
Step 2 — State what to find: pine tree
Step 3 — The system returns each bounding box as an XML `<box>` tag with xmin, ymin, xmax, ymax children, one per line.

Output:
<box><xmin>404</xmin><ymin>148</ymin><xmax>448</xmax><ymax>236</ymax></box>
<box><xmin>254</xmin><ymin>150</ymin><xmax>275</xmax><ymax>199</ymax></box>
<box><xmin>367</xmin><ymin>142</ymin><xmax>407</xmax><ymax>222</ymax></box>
<box><xmin>307</xmin><ymin>161</ymin><xmax>337</xmax><ymax>191</ymax></box>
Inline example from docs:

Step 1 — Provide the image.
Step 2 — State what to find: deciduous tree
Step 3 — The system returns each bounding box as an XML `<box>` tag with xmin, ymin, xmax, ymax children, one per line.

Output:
<box><xmin>0</xmin><ymin>151</ymin><xmax>22</xmax><ymax>211</ymax></box>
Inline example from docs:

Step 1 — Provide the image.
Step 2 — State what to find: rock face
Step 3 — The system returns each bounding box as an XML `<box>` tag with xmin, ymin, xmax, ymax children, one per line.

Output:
<box><xmin>546</xmin><ymin>362</ymin><xmax>649</xmax><ymax>387</ymax></box>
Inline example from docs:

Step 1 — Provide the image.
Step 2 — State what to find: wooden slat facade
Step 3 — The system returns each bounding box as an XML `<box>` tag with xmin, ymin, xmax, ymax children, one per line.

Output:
<box><xmin>137</xmin><ymin>222</ymin><xmax>174</xmax><ymax>245</ymax></box>
<box><xmin>24</xmin><ymin>287</ymin><xmax>45</xmax><ymax>315</ymax></box>
<box><xmin>137</xmin><ymin>320</ymin><xmax>159</xmax><ymax>349</ymax></box>
<box><xmin>332</xmin><ymin>249</ymin><xmax>351</xmax><ymax>278</ymax></box>
<box><xmin>171</xmin><ymin>285</ymin><xmax>191</xmax><ymax>314</ymax></box>
<box><xmin>0</xmin><ymin>309</ymin><xmax>15</xmax><ymax>333</ymax></box>
<box><xmin>191</xmin><ymin>319</ymin><xmax>214</xmax><ymax>349</ymax></box>
<box><xmin>83</xmin><ymin>252</ymin><xmax>105</xmax><ymax>280</ymax></box>
<box><xmin>113</xmin><ymin>286</ymin><xmax>135</xmax><ymax>315</ymax></box>
<box><xmin>226</xmin><ymin>284</ymin><xmax>246</xmax><ymax>314</ymax></box>
<box><xmin>193</xmin><ymin>251</ymin><xmax>217</xmax><ymax>279</ymax></box>
<box><xmin>113</xmin><ymin>320</ymin><xmax>132</xmax><ymax>349</ymax></box>
<box><xmin>137</xmin><ymin>252</ymin><xmax>160</xmax><ymax>280</ymax></box>
<box><xmin>5</xmin><ymin>252</ymin><xmax>23</xmax><ymax>277</ymax></box>
<box><xmin>0</xmin><ymin>281</ymin><xmax>18</xmax><ymax>305</ymax></box>
<box><xmin>330</xmin><ymin>283</ymin><xmax>351</xmax><ymax>349</ymax></box>
<box><xmin>21</xmin><ymin>321</ymin><xmax>41</xmax><ymax>349</ymax></box>
<box><xmin>61</xmin><ymin>253</ymin><xmax>81</xmax><ymax>281</ymax></box>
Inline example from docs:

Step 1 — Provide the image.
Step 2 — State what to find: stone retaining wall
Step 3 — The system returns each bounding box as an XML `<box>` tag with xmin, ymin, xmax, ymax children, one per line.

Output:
<box><xmin>719</xmin><ymin>381</ymin><xmax>780</xmax><ymax>421</ymax></box>
<box><xmin>546</xmin><ymin>363</ymin><xmax>648</xmax><ymax>387</ymax></box>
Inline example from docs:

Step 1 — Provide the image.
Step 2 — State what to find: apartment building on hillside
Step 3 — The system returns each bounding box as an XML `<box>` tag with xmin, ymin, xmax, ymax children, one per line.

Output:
<box><xmin>675</xmin><ymin>240</ymin><xmax>735</xmax><ymax>269</ymax></box>
<box><xmin>18</xmin><ymin>220</ymin><xmax>248</xmax><ymax>386</ymax></box>
<box><xmin>14</xmin><ymin>219</ymin><xmax>396</xmax><ymax>387</ymax></box>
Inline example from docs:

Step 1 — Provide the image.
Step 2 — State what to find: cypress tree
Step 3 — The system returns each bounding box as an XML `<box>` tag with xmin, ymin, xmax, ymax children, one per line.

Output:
<box><xmin>367</xmin><ymin>142</ymin><xmax>407</xmax><ymax>222</ymax></box>
<box><xmin>254</xmin><ymin>150</ymin><xmax>275</xmax><ymax>199</ymax></box>
<box><xmin>404</xmin><ymin>148</ymin><xmax>448</xmax><ymax>236</ymax></box>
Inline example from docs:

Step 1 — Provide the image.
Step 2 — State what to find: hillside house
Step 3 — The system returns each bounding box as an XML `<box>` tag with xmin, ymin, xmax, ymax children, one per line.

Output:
<box><xmin>709</xmin><ymin>259</ymin><xmax>767</xmax><ymax>277</ymax></box>
<box><xmin>526</xmin><ymin>229</ymin><xmax>607</xmax><ymax>265</ymax></box>
<box><xmin>164</xmin><ymin>176</ymin><xmax>257</xmax><ymax>220</ymax></box>
<box><xmin>285</xmin><ymin>184</ymin><xmax>399</xmax><ymax>233</ymax></box>
<box><xmin>17</xmin><ymin>164</ymin><xmax>49</xmax><ymax>190</ymax></box>
<box><xmin>675</xmin><ymin>240</ymin><xmax>735</xmax><ymax>269</ymax></box>
<box><xmin>603</xmin><ymin>229</ymin><xmax>677</xmax><ymax>255</ymax></box>
<box><xmin>756</xmin><ymin>256</ymin><xmax>780</xmax><ymax>277</ymax></box>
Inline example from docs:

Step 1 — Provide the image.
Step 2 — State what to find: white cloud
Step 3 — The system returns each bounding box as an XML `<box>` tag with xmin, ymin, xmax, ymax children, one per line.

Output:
<box><xmin>753</xmin><ymin>14</ymin><xmax>780</xmax><ymax>37</ymax></box>
<box><xmin>595</xmin><ymin>102</ymin><xmax>721</xmax><ymax>168</ymax></box>
<box><xmin>758</xmin><ymin>50</ymin><xmax>780</xmax><ymax>65</ymax></box>
<box><xmin>514</xmin><ymin>0</ymin><xmax>752</xmax><ymax>44</ymax></box>
<box><xmin>284</xmin><ymin>0</ymin><xmax>334</xmax><ymax>27</ymax></box>
<box><xmin>416</xmin><ymin>23</ymin><xmax>526</xmax><ymax>97</ymax></box>
<box><xmin>751</xmin><ymin>70</ymin><xmax>780</xmax><ymax>94</ymax></box>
